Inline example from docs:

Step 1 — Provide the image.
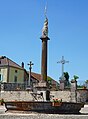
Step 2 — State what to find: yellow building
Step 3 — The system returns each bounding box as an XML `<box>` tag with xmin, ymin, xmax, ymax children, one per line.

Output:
<box><xmin>0</xmin><ymin>56</ymin><xmax>58</xmax><ymax>91</ymax></box>
<box><xmin>0</xmin><ymin>56</ymin><xmax>28</xmax><ymax>83</ymax></box>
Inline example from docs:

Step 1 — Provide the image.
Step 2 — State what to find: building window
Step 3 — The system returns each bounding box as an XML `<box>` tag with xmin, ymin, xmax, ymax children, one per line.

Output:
<box><xmin>0</xmin><ymin>61</ymin><xmax>1</xmax><ymax>64</ymax></box>
<box><xmin>14</xmin><ymin>76</ymin><xmax>17</xmax><ymax>83</ymax></box>
<box><xmin>0</xmin><ymin>74</ymin><xmax>1</xmax><ymax>81</ymax></box>
<box><xmin>0</xmin><ymin>74</ymin><xmax>3</xmax><ymax>82</ymax></box>
<box><xmin>15</xmin><ymin>70</ymin><xmax>18</xmax><ymax>73</ymax></box>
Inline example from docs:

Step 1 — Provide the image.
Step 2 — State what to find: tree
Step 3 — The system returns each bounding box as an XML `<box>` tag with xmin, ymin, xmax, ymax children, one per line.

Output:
<box><xmin>47</xmin><ymin>77</ymin><xmax>52</xmax><ymax>88</ymax></box>
<box><xmin>73</xmin><ymin>75</ymin><xmax>79</xmax><ymax>80</ymax></box>
<box><xmin>63</xmin><ymin>72</ymin><xmax>70</xmax><ymax>86</ymax></box>
<box><xmin>85</xmin><ymin>80</ymin><xmax>88</xmax><ymax>83</ymax></box>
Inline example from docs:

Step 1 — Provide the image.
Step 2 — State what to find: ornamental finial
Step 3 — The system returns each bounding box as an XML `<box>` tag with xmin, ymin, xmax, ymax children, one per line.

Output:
<box><xmin>42</xmin><ymin>4</ymin><xmax>48</xmax><ymax>37</ymax></box>
<box><xmin>44</xmin><ymin>5</ymin><xmax>47</xmax><ymax>19</ymax></box>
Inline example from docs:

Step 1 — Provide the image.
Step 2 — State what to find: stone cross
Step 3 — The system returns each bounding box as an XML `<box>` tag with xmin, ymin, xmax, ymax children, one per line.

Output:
<box><xmin>27</xmin><ymin>61</ymin><xmax>34</xmax><ymax>86</ymax></box>
<box><xmin>57</xmin><ymin>56</ymin><xmax>69</xmax><ymax>80</ymax></box>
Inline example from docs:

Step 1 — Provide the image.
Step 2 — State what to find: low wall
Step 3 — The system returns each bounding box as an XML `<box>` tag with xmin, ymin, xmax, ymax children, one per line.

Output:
<box><xmin>50</xmin><ymin>91</ymin><xmax>71</xmax><ymax>102</ymax></box>
<box><xmin>0</xmin><ymin>89</ymin><xmax>88</xmax><ymax>102</ymax></box>
<box><xmin>77</xmin><ymin>89</ymin><xmax>88</xmax><ymax>102</ymax></box>
<box><xmin>0</xmin><ymin>91</ymin><xmax>33</xmax><ymax>101</ymax></box>
<box><xmin>0</xmin><ymin>91</ymin><xmax>71</xmax><ymax>102</ymax></box>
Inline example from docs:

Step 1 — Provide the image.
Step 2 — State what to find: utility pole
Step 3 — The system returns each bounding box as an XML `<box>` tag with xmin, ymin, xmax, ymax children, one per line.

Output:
<box><xmin>27</xmin><ymin>61</ymin><xmax>34</xmax><ymax>87</ymax></box>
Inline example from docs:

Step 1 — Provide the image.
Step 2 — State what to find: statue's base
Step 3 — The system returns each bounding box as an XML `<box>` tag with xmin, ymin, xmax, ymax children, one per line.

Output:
<box><xmin>40</xmin><ymin>36</ymin><xmax>50</xmax><ymax>40</ymax></box>
<box><xmin>34</xmin><ymin>82</ymin><xmax>47</xmax><ymax>89</ymax></box>
<box><xmin>34</xmin><ymin>82</ymin><xmax>47</xmax><ymax>101</ymax></box>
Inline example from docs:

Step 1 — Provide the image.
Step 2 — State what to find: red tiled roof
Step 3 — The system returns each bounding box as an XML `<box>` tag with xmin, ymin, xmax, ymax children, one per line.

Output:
<box><xmin>31</xmin><ymin>72</ymin><xmax>42</xmax><ymax>81</ymax></box>
<box><xmin>0</xmin><ymin>56</ymin><xmax>23</xmax><ymax>69</ymax></box>
<box><xmin>31</xmin><ymin>72</ymin><xmax>58</xmax><ymax>85</ymax></box>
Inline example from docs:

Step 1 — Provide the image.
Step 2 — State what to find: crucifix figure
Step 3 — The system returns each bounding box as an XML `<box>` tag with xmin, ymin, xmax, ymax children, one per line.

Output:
<box><xmin>57</xmin><ymin>56</ymin><xmax>69</xmax><ymax>80</ymax></box>
<box><xmin>27</xmin><ymin>61</ymin><xmax>34</xmax><ymax>86</ymax></box>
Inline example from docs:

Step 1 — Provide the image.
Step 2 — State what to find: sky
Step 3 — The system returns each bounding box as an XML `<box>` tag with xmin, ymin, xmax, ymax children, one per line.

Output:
<box><xmin>0</xmin><ymin>0</ymin><xmax>88</xmax><ymax>85</ymax></box>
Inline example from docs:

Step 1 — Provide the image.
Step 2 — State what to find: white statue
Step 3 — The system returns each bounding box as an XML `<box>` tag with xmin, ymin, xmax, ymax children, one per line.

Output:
<box><xmin>42</xmin><ymin>17</ymin><xmax>48</xmax><ymax>37</ymax></box>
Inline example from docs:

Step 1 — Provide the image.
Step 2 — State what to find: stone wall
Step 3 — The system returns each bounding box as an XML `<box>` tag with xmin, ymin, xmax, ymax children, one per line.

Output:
<box><xmin>50</xmin><ymin>91</ymin><xmax>71</xmax><ymax>102</ymax></box>
<box><xmin>77</xmin><ymin>89</ymin><xmax>88</xmax><ymax>102</ymax></box>
<box><xmin>0</xmin><ymin>89</ymin><xmax>88</xmax><ymax>102</ymax></box>
<box><xmin>0</xmin><ymin>91</ymin><xmax>33</xmax><ymax>101</ymax></box>
<box><xmin>0</xmin><ymin>90</ymin><xmax>71</xmax><ymax>102</ymax></box>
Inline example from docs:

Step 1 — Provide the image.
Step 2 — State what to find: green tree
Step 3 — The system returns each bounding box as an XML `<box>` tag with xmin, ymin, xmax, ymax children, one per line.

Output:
<box><xmin>63</xmin><ymin>72</ymin><xmax>70</xmax><ymax>86</ymax></box>
<box><xmin>73</xmin><ymin>75</ymin><xmax>79</xmax><ymax>80</ymax></box>
<box><xmin>85</xmin><ymin>80</ymin><xmax>88</xmax><ymax>83</ymax></box>
<box><xmin>47</xmin><ymin>77</ymin><xmax>52</xmax><ymax>88</ymax></box>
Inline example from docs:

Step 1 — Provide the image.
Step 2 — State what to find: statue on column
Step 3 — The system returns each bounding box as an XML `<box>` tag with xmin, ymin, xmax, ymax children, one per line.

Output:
<box><xmin>42</xmin><ymin>17</ymin><xmax>48</xmax><ymax>37</ymax></box>
<box><xmin>42</xmin><ymin>5</ymin><xmax>48</xmax><ymax>37</ymax></box>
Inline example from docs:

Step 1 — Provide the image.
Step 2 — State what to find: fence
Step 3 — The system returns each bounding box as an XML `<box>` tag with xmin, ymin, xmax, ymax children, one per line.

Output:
<box><xmin>0</xmin><ymin>83</ymin><xmax>28</xmax><ymax>91</ymax></box>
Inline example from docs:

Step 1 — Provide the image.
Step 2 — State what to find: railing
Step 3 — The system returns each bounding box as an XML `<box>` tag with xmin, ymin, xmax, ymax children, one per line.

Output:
<box><xmin>0</xmin><ymin>83</ymin><xmax>28</xmax><ymax>91</ymax></box>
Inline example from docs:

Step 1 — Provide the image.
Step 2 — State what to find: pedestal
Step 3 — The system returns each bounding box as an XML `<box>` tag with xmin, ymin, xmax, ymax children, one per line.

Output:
<box><xmin>34</xmin><ymin>82</ymin><xmax>47</xmax><ymax>101</ymax></box>
<box><xmin>70</xmin><ymin>79</ymin><xmax>77</xmax><ymax>102</ymax></box>
<box><xmin>59</xmin><ymin>79</ymin><xmax>66</xmax><ymax>90</ymax></box>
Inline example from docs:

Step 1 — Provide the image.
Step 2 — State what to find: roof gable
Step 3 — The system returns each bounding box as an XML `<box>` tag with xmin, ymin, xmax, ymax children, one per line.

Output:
<box><xmin>0</xmin><ymin>56</ymin><xmax>23</xmax><ymax>69</ymax></box>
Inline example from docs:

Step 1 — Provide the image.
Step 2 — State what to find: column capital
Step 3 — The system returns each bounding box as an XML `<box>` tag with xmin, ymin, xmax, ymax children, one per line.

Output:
<box><xmin>40</xmin><ymin>36</ymin><xmax>50</xmax><ymax>41</ymax></box>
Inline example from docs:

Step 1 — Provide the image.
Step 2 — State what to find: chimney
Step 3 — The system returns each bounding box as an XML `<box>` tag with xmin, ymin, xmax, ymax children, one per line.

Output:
<box><xmin>21</xmin><ymin>62</ymin><xmax>24</xmax><ymax>68</ymax></box>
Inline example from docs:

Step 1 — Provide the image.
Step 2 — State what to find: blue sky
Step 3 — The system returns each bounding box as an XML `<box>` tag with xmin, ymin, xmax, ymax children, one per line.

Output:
<box><xmin>0</xmin><ymin>0</ymin><xmax>88</xmax><ymax>85</ymax></box>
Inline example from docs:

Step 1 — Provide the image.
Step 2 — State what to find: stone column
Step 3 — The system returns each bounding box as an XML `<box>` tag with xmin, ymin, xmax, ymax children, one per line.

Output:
<box><xmin>0</xmin><ymin>83</ymin><xmax>4</xmax><ymax>99</ymax></box>
<box><xmin>59</xmin><ymin>79</ymin><xmax>66</xmax><ymax>90</ymax></box>
<box><xmin>34</xmin><ymin>16</ymin><xmax>50</xmax><ymax>101</ymax></box>
<box><xmin>34</xmin><ymin>36</ymin><xmax>50</xmax><ymax>101</ymax></box>
<box><xmin>70</xmin><ymin>79</ymin><xmax>77</xmax><ymax>102</ymax></box>
<box><xmin>40</xmin><ymin>36</ymin><xmax>50</xmax><ymax>82</ymax></box>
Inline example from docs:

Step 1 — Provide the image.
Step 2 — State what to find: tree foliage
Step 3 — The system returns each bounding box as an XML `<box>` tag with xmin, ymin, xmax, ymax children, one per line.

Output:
<box><xmin>73</xmin><ymin>75</ymin><xmax>79</xmax><ymax>80</ymax></box>
<box><xmin>85</xmin><ymin>80</ymin><xmax>88</xmax><ymax>83</ymax></box>
<box><xmin>64</xmin><ymin>72</ymin><xmax>69</xmax><ymax>81</ymax></box>
<box><xmin>47</xmin><ymin>77</ymin><xmax>52</xmax><ymax>88</ymax></box>
<box><xmin>63</xmin><ymin>72</ymin><xmax>70</xmax><ymax>86</ymax></box>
